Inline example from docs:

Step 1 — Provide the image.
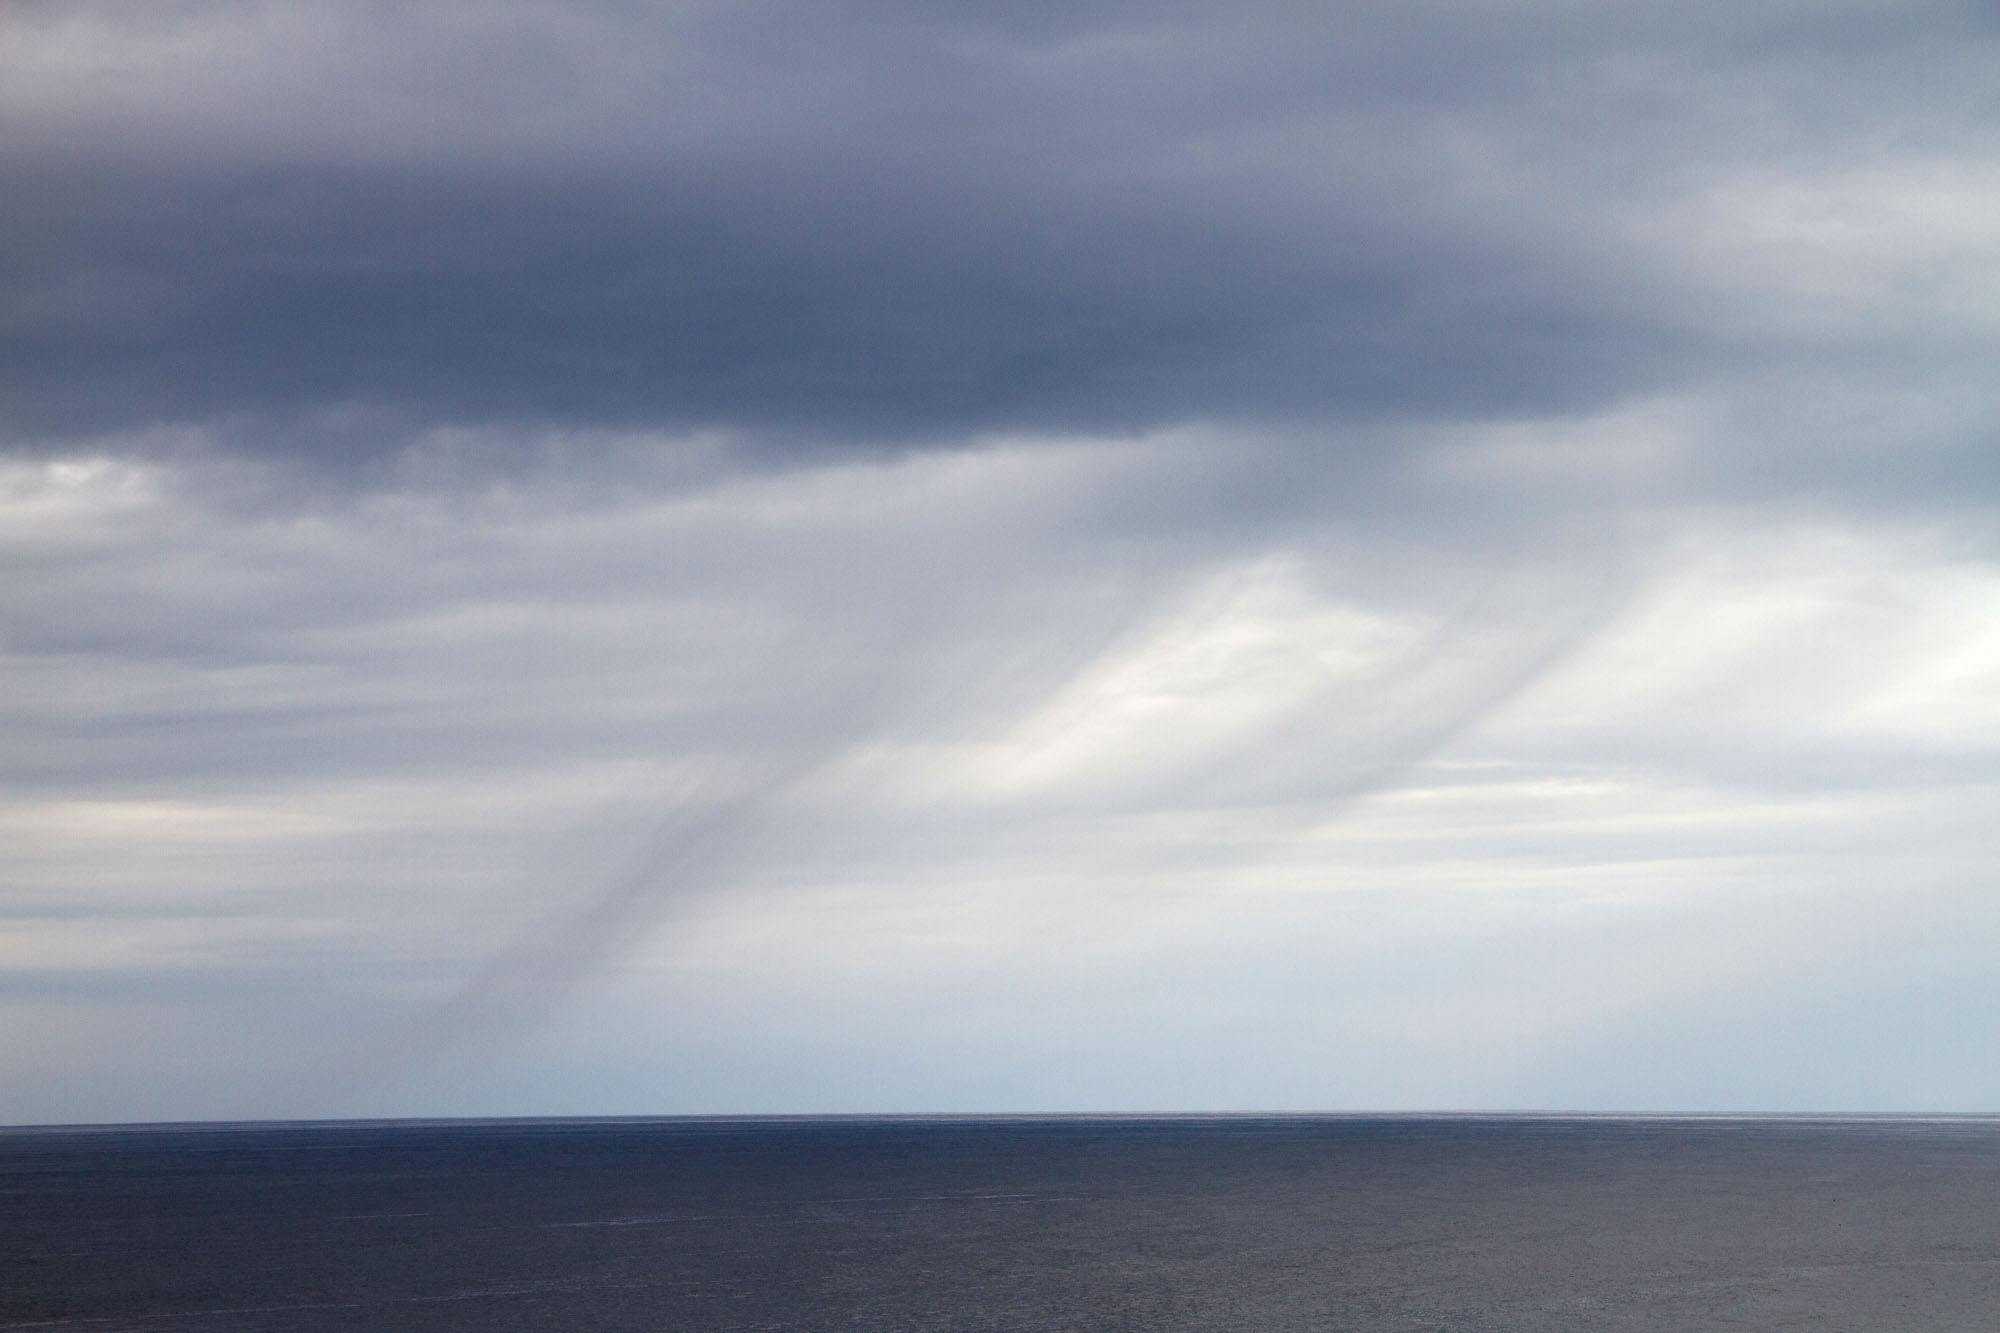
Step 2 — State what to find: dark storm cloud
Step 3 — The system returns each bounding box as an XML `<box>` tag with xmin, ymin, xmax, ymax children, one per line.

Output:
<box><xmin>10</xmin><ymin>0</ymin><xmax>1987</xmax><ymax>461</ymax></box>
<box><xmin>2</xmin><ymin>161</ymin><xmax>1650</xmax><ymax>448</ymax></box>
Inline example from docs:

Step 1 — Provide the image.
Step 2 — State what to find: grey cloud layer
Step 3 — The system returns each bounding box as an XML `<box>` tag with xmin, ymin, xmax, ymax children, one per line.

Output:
<box><xmin>7</xmin><ymin>1</ymin><xmax>1990</xmax><ymax>459</ymax></box>
<box><xmin>8</xmin><ymin>2</ymin><xmax>2000</xmax><ymax>1121</ymax></box>
<box><xmin>8</xmin><ymin>434</ymin><xmax>1997</xmax><ymax>1119</ymax></box>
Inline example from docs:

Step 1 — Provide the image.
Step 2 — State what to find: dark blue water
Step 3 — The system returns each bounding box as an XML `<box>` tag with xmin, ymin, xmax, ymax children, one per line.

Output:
<box><xmin>6</xmin><ymin>1115</ymin><xmax>1999</xmax><ymax>1329</ymax></box>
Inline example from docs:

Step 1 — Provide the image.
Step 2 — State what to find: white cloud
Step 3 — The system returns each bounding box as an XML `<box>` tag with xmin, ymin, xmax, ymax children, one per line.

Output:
<box><xmin>916</xmin><ymin>556</ymin><xmax>1425</xmax><ymax>799</ymax></box>
<box><xmin>5</xmin><ymin>425</ymin><xmax>1999</xmax><ymax>1120</ymax></box>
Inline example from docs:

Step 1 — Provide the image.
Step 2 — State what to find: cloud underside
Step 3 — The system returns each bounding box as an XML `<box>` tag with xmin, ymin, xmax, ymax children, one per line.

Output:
<box><xmin>4</xmin><ymin>1</ymin><xmax>1994</xmax><ymax>460</ymax></box>
<box><xmin>6</xmin><ymin>172</ymin><xmax>1671</xmax><ymax>447</ymax></box>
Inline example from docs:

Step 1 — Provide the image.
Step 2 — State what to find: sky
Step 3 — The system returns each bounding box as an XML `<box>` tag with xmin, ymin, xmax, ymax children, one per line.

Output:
<box><xmin>4</xmin><ymin>0</ymin><xmax>1999</xmax><ymax>1123</ymax></box>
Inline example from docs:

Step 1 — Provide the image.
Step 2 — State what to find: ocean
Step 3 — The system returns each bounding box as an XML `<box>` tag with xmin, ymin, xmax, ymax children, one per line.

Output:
<box><xmin>5</xmin><ymin>1114</ymin><xmax>1998</xmax><ymax>1329</ymax></box>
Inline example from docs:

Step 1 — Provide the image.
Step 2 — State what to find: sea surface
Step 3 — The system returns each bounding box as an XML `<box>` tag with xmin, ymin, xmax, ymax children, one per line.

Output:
<box><xmin>5</xmin><ymin>1114</ymin><xmax>1999</xmax><ymax>1330</ymax></box>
